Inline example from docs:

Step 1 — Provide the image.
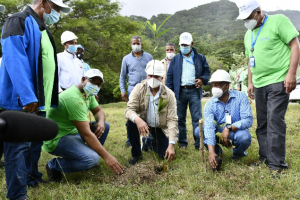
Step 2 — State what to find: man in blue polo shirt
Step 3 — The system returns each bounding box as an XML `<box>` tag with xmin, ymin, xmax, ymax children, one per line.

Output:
<box><xmin>119</xmin><ymin>35</ymin><xmax>153</xmax><ymax>148</ymax></box>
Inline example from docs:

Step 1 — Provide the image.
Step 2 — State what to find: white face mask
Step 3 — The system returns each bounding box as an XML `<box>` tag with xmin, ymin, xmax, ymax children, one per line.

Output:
<box><xmin>132</xmin><ymin>44</ymin><xmax>142</xmax><ymax>53</ymax></box>
<box><xmin>244</xmin><ymin>13</ymin><xmax>258</xmax><ymax>30</ymax></box>
<box><xmin>166</xmin><ymin>52</ymin><xmax>175</xmax><ymax>59</ymax></box>
<box><xmin>147</xmin><ymin>78</ymin><xmax>161</xmax><ymax>89</ymax></box>
<box><xmin>212</xmin><ymin>84</ymin><xmax>226</xmax><ymax>98</ymax></box>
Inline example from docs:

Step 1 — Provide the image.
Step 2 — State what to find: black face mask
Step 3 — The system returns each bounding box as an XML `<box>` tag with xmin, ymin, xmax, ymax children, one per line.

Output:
<box><xmin>76</xmin><ymin>52</ymin><xmax>84</xmax><ymax>60</ymax></box>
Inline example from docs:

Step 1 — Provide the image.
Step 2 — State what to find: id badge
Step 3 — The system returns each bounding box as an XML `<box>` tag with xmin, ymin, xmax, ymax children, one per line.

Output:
<box><xmin>250</xmin><ymin>56</ymin><xmax>255</xmax><ymax>67</ymax></box>
<box><xmin>225</xmin><ymin>113</ymin><xmax>232</xmax><ymax>124</ymax></box>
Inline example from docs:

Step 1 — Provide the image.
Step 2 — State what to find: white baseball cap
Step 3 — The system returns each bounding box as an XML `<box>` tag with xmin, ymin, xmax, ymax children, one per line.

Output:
<box><xmin>179</xmin><ymin>32</ymin><xmax>193</xmax><ymax>45</ymax></box>
<box><xmin>236</xmin><ymin>0</ymin><xmax>260</xmax><ymax>20</ymax></box>
<box><xmin>51</xmin><ymin>0</ymin><xmax>71</xmax><ymax>14</ymax></box>
<box><xmin>145</xmin><ymin>60</ymin><xmax>165</xmax><ymax>76</ymax></box>
<box><xmin>85</xmin><ymin>69</ymin><xmax>105</xmax><ymax>83</ymax></box>
<box><xmin>0</xmin><ymin>5</ymin><xmax>5</xmax><ymax>13</ymax></box>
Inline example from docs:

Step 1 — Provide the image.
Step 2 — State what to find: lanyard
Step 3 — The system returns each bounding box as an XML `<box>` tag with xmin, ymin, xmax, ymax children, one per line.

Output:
<box><xmin>251</xmin><ymin>15</ymin><xmax>268</xmax><ymax>53</ymax></box>
<box><xmin>182</xmin><ymin>53</ymin><xmax>194</xmax><ymax>65</ymax></box>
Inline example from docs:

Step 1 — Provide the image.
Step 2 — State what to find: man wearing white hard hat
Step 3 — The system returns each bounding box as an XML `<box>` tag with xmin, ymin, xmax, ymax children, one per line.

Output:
<box><xmin>43</xmin><ymin>69</ymin><xmax>123</xmax><ymax>181</ymax></box>
<box><xmin>0</xmin><ymin>0</ymin><xmax>71</xmax><ymax>199</ymax></box>
<box><xmin>236</xmin><ymin>0</ymin><xmax>299</xmax><ymax>176</ymax></box>
<box><xmin>57</xmin><ymin>30</ymin><xmax>85</xmax><ymax>91</ymax></box>
<box><xmin>195</xmin><ymin>70</ymin><xmax>252</xmax><ymax>170</ymax></box>
<box><xmin>125</xmin><ymin>60</ymin><xmax>178</xmax><ymax>165</ymax></box>
<box><xmin>167</xmin><ymin>32</ymin><xmax>211</xmax><ymax>150</ymax></box>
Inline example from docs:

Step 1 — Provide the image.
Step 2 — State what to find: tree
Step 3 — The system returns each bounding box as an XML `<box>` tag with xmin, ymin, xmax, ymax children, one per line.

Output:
<box><xmin>229</xmin><ymin>52</ymin><xmax>248</xmax><ymax>90</ymax></box>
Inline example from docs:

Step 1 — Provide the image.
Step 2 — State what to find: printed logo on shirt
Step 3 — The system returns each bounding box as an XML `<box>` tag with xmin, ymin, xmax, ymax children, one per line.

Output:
<box><xmin>260</xmin><ymin>37</ymin><xmax>270</xmax><ymax>42</ymax></box>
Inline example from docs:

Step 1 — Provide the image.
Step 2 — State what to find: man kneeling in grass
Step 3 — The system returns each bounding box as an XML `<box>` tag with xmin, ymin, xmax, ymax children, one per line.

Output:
<box><xmin>195</xmin><ymin>70</ymin><xmax>253</xmax><ymax>170</ymax></box>
<box><xmin>43</xmin><ymin>69</ymin><xmax>123</xmax><ymax>182</ymax></box>
<box><xmin>125</xmin><ymin>60</ymin><xmax>178</xmax><ymax>165</ymax></box>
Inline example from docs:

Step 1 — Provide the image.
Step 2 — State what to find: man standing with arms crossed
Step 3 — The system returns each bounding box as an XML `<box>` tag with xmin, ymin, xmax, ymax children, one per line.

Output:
<box><xmin>119</xmin><ymin>35</ymin><xmax>153</xmax><ymax>148</ymax></box>
<box><xmin>236</xmin><ymin>0</ymin><xmax>299</xmax><ymax>177</ymax></box>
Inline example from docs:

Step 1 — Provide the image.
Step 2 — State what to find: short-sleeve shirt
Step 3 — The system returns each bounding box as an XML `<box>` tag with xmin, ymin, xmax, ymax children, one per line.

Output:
<box><xmin>42</xmin><ymin>85</ymin><xmax>98</xmax><ymax>152</ymax></box>
<box><xmin>244</xmin><ymin>14</ymin><xmax>299</xmax><ymax>88</ymax></box>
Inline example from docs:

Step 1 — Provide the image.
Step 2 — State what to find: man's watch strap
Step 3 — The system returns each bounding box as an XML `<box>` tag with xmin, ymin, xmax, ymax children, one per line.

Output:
<box><xmin>226</xmin><ymin>124</ymin><xmax>232</xmax><ymax>131</ymax></box>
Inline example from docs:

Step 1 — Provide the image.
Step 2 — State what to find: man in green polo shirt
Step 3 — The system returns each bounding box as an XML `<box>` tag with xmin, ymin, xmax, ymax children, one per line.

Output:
<box><xmin>43</xmin><ymin>69</ymin><xmax>123</xmax><ymax>182</ymax></box>
<box><xmin>236</xmin><ymin>0</ymin><xmax>299</xmax><ymax>177</ymax></box>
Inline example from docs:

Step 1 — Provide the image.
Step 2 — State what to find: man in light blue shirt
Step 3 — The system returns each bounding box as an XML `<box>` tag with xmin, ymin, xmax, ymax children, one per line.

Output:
<box><xmin>195</xmin><ymin>70</ymin><xmax>252</xmax><ymax>170</ymax></box>
<box><xmin>125</xmin><ymin>60</ymin><xmax>178</xmax><ymax>165</ymax></box>
<box><xmin>120</xmin><ymin>35</ymin><xmax>153</xmax><ymax>148</ymax></box>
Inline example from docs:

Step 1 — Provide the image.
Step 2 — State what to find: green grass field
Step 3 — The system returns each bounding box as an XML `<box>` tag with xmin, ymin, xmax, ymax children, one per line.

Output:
<box><xmin>1</xmin><ymin>101</ymin><xmax>300</xmax><ymax>199</ymax></box>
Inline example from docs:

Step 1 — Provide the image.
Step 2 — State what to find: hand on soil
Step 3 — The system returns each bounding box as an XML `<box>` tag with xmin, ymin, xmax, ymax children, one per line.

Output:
<box><xmin>105</xmin><ymin>155</ymin><xmax>124</xmax><ymax>175</ymax></box>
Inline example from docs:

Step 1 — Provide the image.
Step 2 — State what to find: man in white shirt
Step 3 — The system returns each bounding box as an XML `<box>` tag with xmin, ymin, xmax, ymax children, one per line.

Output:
<box><xmin>58</xmin><ymin>31</ymin><xmax>84</xmax><ymax>91</ymax></box>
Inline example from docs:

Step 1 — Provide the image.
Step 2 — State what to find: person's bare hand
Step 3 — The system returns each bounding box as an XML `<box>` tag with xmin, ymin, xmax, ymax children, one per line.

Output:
<box><xmin>94</xmin><ymin>121</ymin><xmax>105</xmax><ymax>138</ymax></box>
<box><xmin>247</xmin><ymin>82</ymin><xmax>255</xmax><ymax>99</ymax></box>
<box><xmin>208</xmin><ymin>152</ymin><xmax>218</xmax><ymax>169</ymax></box>
<box><xmin>104</xmin><ymin>155</ymin><xmax>124</xmax><ymax>175</ymax></box>
<box><xmin>195</xmin><ymin>78</ymin><xmax>203</xmax><ymax>89</ymax></box>
<box><xmin>23</xmin><ymin>102</ymin><xmax>38</xmax><ymax>114</ymax></box>
<box><xmin>165</xmin><ymin>144</ymin><xmax>175</xmax><ymax>162</ymax></box>
<box><xmin>221</xmin><ymin>128</ymin><xmax>230</xmax><ymax>147</ymax></box>
<box><xmin>135</xmin><ymin>117</ymin><xmax>149</xmax><ymax>137</ymax></box>
<box><xmin>121</xmin><ymin>92</ymin><xmax>127</xmax><ymax>102</ymax></box>
<box><xmin>284</xmin><ymin>73</ymin><xmax>296</xmax><ymax>93</ymax></box>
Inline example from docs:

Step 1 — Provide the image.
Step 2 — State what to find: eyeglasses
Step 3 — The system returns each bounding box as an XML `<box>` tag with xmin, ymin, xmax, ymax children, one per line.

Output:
<box><xmin>88</xmin><ymin>78</ymin><xmax>102</xmax><ymax>88</ymax></box>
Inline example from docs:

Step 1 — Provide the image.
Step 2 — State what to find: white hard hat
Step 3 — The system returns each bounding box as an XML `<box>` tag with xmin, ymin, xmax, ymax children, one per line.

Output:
<box><xmin>0</xmin><ymin>5</ymin><xmax>5</xmax><ymax>12</ymax></box>
<box><xmin>179</xmin><ymin>32</ymin><xmax>193</xmax><ymax>45</ymax></box>
<box><xmin>85</xmin><ymin>69</ymin><xmax>104</xmax><ymax>83</ymax></box>
<box><xmin>61</xmin><ymin>31</ymin><xmax>78</xmax><ymax>45</ymax></box>
<box><xmin>51</xmin><ymin>0</ymin><xmax>71</xmax><ymax>14</ymax></box>
<box><xmin>145</xmin><ymin>60</ymin><xmax>165</xmax><ymax>77</ymax></box>
<box><xmin>235</xmin><ymin>0</ymin><xmax>260</xmax><ymax>20</ymax></box>
<box><xmin>210</xmin><ymin>70</ymin><xmax>232</xmax><ymax>83</ymax></box>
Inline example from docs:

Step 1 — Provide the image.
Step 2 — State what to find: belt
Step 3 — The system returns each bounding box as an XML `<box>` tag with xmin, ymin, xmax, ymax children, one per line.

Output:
<box><xmin>180</xmin><ymin>85</ymin><xmax>196</xmax><ymax>89</ymax></box>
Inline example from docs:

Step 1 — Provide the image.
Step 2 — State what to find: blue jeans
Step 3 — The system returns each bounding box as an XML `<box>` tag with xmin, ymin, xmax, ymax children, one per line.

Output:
<box><xmin>194</xmin><ymin>126</ymin><xmax>252</xmax><ymax>158</ymax></box>
<box><xmin>3</xmin><ymin>111</ymin><xmax>46</xmax><ymax>200</ymax></box>
<box><xmin>48</xmin><ymin>122</ymin><xmax>109</xmax><ymax>173</ymax></box>
<box><xmin>177</xmin><ymin>88</ymin><xmax>202</xmax><ymax>147</ymax></box>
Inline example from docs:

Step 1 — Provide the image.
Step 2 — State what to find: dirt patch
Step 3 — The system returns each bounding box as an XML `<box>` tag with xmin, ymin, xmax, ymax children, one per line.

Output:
<box><xmin>111</xmin><ymin>160</ymin><xmax>166</xmax><ymax>186</ymax></box>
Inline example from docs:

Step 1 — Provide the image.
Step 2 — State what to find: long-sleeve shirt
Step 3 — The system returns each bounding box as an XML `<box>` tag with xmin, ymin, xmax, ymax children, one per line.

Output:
<box><xmin>203</xmin><ymin>90</ymin><xmax>253</xmax><ymax>145</ymax></box>
<box><xmin>119</xmin><ymin>51</ymin><xmax>153</xmax><ymax>94</ymax></box>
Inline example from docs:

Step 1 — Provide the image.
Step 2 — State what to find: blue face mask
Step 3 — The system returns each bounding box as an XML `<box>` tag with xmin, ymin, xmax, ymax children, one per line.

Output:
<box><xmin>180</xmin><ymin>46</ymin><xmax>191</xmax><ymax>55</ymax></box>
<box><xmin>43</xmin><ymin>1</ymin><xmax>60</xmax><ymax>25</ymax></box>
<box><xmin>83</xmin><ymin>82</ymin><xmax>100</xmax><ymax>97</ymax></box>
<box><xmin>67</xmin><ymin>45</ymin><xmax>77</xmax><ymax>54</ymax></box>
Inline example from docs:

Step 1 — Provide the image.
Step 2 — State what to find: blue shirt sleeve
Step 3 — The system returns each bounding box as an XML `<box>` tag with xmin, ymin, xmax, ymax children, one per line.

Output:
<box><xmin>166</xmin><ymin>59</ymin><xmax>174</xmax><ymax>90</ymax></box>
<box><xmin>199</xmin><ymin>55</ymin><xmax>211</xmax><ymax>86</ymax></box>
<box><xmin>204</xmin><ymin>100</ymin><xmax>217</xmax><ymax>145</ymax></box>
<box><xmin>232</xmin><ymin>93</ymin><xmax>253</xmax><ymax>130</ymax></box>
<box><xmin>119</xmin><ymin>56</ymin><xmax>128</xmax><ymax>94</ymax></box>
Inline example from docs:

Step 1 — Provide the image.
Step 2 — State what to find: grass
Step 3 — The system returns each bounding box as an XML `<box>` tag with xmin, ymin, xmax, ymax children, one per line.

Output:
<box><xmin>1</xmin><ymin>101</ymin><xmax>300</xmax><ymax>199</ymax></box>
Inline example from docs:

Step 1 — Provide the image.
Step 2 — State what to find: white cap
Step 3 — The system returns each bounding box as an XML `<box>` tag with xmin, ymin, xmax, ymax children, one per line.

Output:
<box><xmin>51</xmin><ymin>0</ymin><xmax>71</xmax><ymax>14</ymax></box>
<box><xmin>236</xmin><ymin>0</ymin><xmax>260</xmax><ymax>20</ymax></box>
<box><xmin>210</xmin><ymin>70</ymin><xmax>232</xmax><ymax>83</ymax></box>
<box><xmin>61</xmin><ymin>31</ymin><xmax>78</xmax><ymax>45</ymax></box>
<box><xmin>145</xmin><ymin>60</ymin><xmax>165</xmax><ymax>77</ymax></box>
<box><xmin>179</xmin><ymin>32</ymin><xmax>193</xmax><ymax>45</ymax></box>
<box><xmin>0</xmin><ymin>5</ymin><xmax>5</xmax><ymax>12</ymax></box>
<box><xmin>85</xmin><ymin>69</ymin><xmax>105</xmax><ymax>83</ymax></box>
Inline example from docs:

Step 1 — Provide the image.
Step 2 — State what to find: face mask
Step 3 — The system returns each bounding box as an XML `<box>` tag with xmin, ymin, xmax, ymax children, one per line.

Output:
<box><xmin>76</xmin><ymin>52</ymin><xmax>84</xmax><ymax>60</ymax></box>
<box><xmin>212</xmin><ymin>84</ymin><xmax>226</xmax><ymax>98</ymax></box>
<box><xmin>132</xmin><ymin>45</ymin><xmax>142</xmax><ymax>53</ymax></box>
<box><xmin>166</xmin><ymin>52</ymin><xmax>175</xmax><ymax>59</ymax></box>
<box><xmin>67</xmin><ymin>45</ymin><xmax>77</xmax><ymax>54</ymax></box>
<box><xmin>43</xmin><ymin>1</ymin><xmax>60</xmax><ymax>25</ymax></box>
<box><xmin>244</xmin><ymin>13</ymin><xmax>258</xmax><ymax>30</ymax></box>
<box><xmin>180</xmin><ymin>46</ymin><xmax>191</xmax><ymax>55</ymax></box>
<box><xmin>83</xmin><ymin>82</ymin><xmax>100</xmax><ymax>97</ymax></box>
<box><xmin>147</xmin><ymin>78</ymin><xmax>161</xmax><ymax>89</ymax></box>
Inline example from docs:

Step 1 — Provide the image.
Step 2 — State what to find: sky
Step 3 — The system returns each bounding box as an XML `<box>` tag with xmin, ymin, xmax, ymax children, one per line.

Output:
<box><xmin>115</xmin><ymin>0</ymin><xmax>300</xmax><ymax>19</ymax></box>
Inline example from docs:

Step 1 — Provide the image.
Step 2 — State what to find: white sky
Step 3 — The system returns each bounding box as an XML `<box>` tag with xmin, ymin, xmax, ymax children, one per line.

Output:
<box><xmin>115</xmin><ymin>0</ymin><xmax>300</xmax><ymax>19</ymax></box>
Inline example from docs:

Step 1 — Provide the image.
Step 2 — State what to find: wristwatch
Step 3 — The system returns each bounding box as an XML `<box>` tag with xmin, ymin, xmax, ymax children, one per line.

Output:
<box><xmin>226</xmin><ymin>124</ymin><xmax>232</xmax><ymax>131</ymax></box>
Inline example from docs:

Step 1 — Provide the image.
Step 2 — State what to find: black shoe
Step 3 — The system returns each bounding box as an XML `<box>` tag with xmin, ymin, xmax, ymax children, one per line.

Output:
<box><xmin>195</xmin><ymin>146</ymin><xmax>200</xmax><ymax>150</ymax></box>
<box><xmin>125</xmin><ymin>142</ymin><xmax>131</xmax><ymax>148</ymax></box>
<box><xmin>46</xmin><ymin>164</ymin><xmax>62</xmax><ymax>182</ymax></box>
<box><xmin>141</xmin><ymin>137</ymin><xmax>148</xmax><ymax>152</ymax></box>
<box><xmin>212</xmin><ymin>156</ymin><xmax>222</xmax><ymax>171</ymax></box>
<box><xmin>270</xmin><ymin>168</ymin><xmax>283</xmax><ymax>179</ymax></box>
<box><xmin>27</xmin><ymin>179</ymin><xmax>49</xmax><ymax>188</ymax></box>
<box><xmin>250</xmin><ymin>160</ymin><xmax>268</xmax><ymax>167</ymax></box>
<box><xmin>127</xmin><ymin>155</ymin><xmax>143</xmax><ymax>166</ymax></box>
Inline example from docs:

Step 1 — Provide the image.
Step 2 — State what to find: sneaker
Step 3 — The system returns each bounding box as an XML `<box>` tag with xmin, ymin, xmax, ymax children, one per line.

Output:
<box><xmin>141</xmin><ymin>137</ymin><xmax>148</xmax><ymax>152</ymax></box>
<box><xmin>27</xmin><ymin>179</ymin><xmax>49</xmax><ymax>188</ymax></box>
<box><xmin>125</xmin><ymin>142</ymin><xmax>131</xmax><ymax>148</ymax></box>
<box><xmin>46</xmin><ymin>164</ymin><xmax>62</xmax><ymax>182</ymax></box>
<box><xmin>126</xmin><ymin>154</ymin><xmax>143</xmax><ymax>166</ymax></box>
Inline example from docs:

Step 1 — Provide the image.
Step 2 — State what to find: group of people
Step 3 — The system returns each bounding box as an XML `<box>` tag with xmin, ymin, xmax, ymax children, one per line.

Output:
<box><xmin>0</xmin><ymin>0</ymin><xmax>299</xmax><ymax>199</ymax></box>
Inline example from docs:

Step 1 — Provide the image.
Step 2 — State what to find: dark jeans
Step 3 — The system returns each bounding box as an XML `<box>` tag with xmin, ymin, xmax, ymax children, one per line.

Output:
<box><xmin>126</xmin><ymin>92</ymin><xmax>132</xmax><ymax>145</ymax></box>
<box><xmin>254</xmin><ymin>81</ymin><xmax>289</xmax><ymax>169</ymax></box>
<box><xmin>4</xmin><ymin>111</ymin><xmax>46</xmax><ymax>200</ymax></box>
<box><xmin>127</xmin><ymin>121</ymin><xmax>169</xmax><ymax>158</ymax></box>
<box><xmin>177</xmin><ymin>88</ymin><xmax>202</xmax><ymax>147</ymax></box>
